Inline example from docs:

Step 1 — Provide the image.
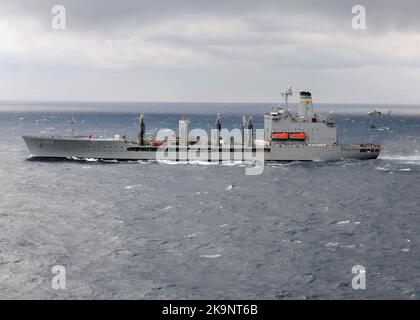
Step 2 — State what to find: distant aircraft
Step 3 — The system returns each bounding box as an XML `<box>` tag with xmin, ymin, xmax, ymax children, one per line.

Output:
<box><xmin>368</xmin><ymin>109</ymin><xmax>391</xmax><ymax>117</ymax></box>
<box><xmin>368</xmin><ymin>108</ymin><xmax>391</xmax><ymax>129</ymax></box>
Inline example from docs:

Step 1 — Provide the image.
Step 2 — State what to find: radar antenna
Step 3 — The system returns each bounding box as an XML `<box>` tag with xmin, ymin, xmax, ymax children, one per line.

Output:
<box><xmin>280</xmin><ymin>83</ymin><xmax>293</xmax><ymax>111</ymax></box>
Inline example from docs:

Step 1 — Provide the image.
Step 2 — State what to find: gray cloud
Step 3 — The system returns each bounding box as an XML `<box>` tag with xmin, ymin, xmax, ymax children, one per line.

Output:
<box><xmin>3</xmin><ymin>0</ymin><xmax>420</xmax><ymax>32</ymax></box>
<box><xmin>1</xmin><ymin>0</ymin><xmax>420</xmax><ymax>103</ymax></box>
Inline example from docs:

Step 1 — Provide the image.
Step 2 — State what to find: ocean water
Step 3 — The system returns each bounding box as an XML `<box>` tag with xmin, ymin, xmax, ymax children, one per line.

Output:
<box><xmin>0</xmin><ymin>102</ymin><xmax>419</xmax><ymax>299</ymax></box>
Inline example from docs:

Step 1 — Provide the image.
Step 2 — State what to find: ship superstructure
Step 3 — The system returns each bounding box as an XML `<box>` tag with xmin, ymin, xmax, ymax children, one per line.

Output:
<box><xmin>265</xmin><ymin>91</ymin><xmax>337</xmax><ymax>146</ymax></box>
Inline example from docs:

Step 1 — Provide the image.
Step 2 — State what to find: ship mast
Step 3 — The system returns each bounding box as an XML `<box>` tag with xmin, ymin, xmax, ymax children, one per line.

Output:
<box><xmin>216</xmin><ymin>112</ymin><xmax>221</xmax><ymax>132</ymax></box>
<box><xmin>138</xmin><ymin>113</ymin><xmax>145</xmax><ymax>145</ymax></box>
<box><xmin>280</xmin><ymin>84</ymin><xmax>293</xmax><ymax>112</ymax></box>
<box><xmin>69</xmin><ymin>117</ymin><xmax>75</xmax><ymax>137</ymax></box>
<box><xmin>242</xmin><ymin>115</ymin><xmax>246</xmax><ymax>143</ymax></box>
<box><xmin>214</xmin><ymin>112</ymin><xmax>222</xmax><ymax>146</ymax></box>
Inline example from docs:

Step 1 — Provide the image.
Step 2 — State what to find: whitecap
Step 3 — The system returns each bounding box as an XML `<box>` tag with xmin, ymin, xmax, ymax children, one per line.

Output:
<box><xmin>125</xmin><ymin>184</ymin><xmax>142</xmax><ymax>190</ymax></box>
<box><xmin>337</xmin><ymin>220</ymin><xmax>350</xmax><ymax>225</ymax></box>
<box><xmin>101</xmin><ymin>159</ymin><xmax>118</xmax><ymax>163</ymax></box>
<box><xmin>200</xmin><ymin>254</ymin><xmax>221</xmax><ymax>259</ymax></box>
<box><xmin>380</xmin><ymin>155</ymin><xmax>420</xmax><ymax>162</ymax></box>
<box><xmin>326</xmin><ymin>242</ymin><xmax>339</xmax><ymax>247</ymax></box>
<box><xmin>157</xmin><ymin>160</ymin><xmax>181</xmax><ymax>165</ymax></box>
<box><xmin>220</xmin><ymin>162</ymin><xmax>237</xmax><ymax>166</ymax></box>
<box><xmin>189</xmin><ymin>160</ymin><xmax>216</xmax><ymax>166</ymax></box>
<box><xmin>137</xmin><ymin>160</ymin><xmax>152</xmax><ymax>164</ymax></box>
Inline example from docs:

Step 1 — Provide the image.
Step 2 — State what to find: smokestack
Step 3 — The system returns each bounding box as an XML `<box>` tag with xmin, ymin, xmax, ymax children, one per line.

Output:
<box><xmin>298</xmin><ymin>92</ymin><xmax>313</xmax><ymax>119</ymax></box>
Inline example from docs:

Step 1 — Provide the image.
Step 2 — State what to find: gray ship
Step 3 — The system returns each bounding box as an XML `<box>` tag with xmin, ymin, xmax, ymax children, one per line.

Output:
<box><xmin>23</xmin><ymin>88</ymin><xmax>380</xmax><ymax>161</ymax></box>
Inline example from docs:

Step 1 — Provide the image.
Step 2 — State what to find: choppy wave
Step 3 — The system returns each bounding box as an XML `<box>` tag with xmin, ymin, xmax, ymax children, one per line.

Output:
<box><xmin>5</xmin><ymin>111</ymin><xmax>420</xmax><ymax>299</ymax></box>
<box><xmin>379</xmin><ymin>155</ymin><xmax>420</xmax><ymax>161</ymax></box>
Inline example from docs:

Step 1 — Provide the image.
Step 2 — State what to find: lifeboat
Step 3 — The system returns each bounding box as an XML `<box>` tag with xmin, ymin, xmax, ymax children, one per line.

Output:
<box><xmin>289</xmin><ymin>132</ymin><xmax>306</xmax><ymax>140</ymax></box>
<box><xmin>153</xmin><ymin>140</ymin><xmax>165</xmax><ymax>146</ymax></box>
<box><xmin>272</xmin><ymin>132</ymin><xmax>289</xmax><ymax>140</ymax></box>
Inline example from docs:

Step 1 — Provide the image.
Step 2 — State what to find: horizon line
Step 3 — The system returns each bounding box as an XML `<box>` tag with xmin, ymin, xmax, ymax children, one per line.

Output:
<box><xmin>0</xmin><ymin>99</ymin><xmax>419</xmax><ymax>106</ymax></box>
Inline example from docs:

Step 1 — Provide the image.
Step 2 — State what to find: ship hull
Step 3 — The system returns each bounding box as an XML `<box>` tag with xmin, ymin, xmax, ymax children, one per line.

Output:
<box><xmin>23</xmin><ymin>136</ymin><xmax>380</xmax><ymax>161</ymax></box>
<box><xmin>265</xmin><ymin>144</ymin><xmax>379</xmax><ymax>161</ymax></box>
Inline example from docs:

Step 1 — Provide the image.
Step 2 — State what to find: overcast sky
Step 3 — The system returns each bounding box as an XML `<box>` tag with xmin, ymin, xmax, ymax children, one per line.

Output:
<box><xmin>1</xmin><ymin>0</ymin><xmax>420</xmax><ymax>103</ymax></box>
